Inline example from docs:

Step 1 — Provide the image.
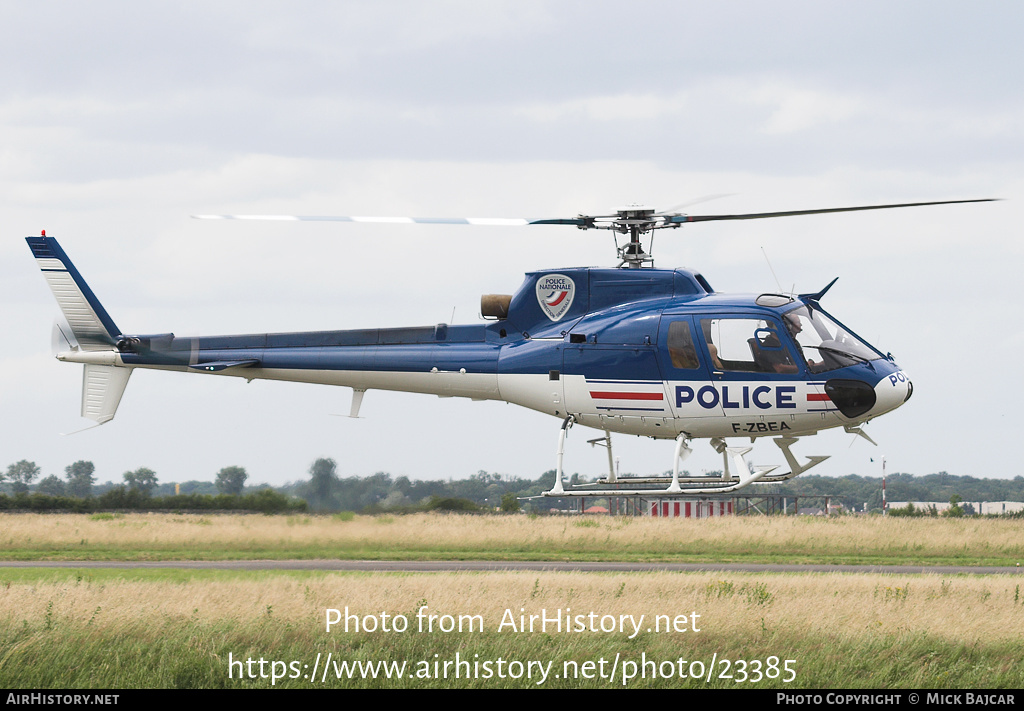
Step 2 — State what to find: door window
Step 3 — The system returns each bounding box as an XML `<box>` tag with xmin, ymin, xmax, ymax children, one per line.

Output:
<box><xmin>665</xmin><ymin>320</ymin><xmax>699</xmax><ymax>370</ymax></box>
<box><xmin>700</xmin><ymin>318</ymin><xmax>798</xmax><ymax>374</ymax></box>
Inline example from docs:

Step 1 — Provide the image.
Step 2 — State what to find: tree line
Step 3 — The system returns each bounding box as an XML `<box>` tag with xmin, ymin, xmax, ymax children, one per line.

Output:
<box><xmin>2</xmin><ymin>460</ymin><xmax>251</xmax><ymax>498</ymax></box>
<box><xmin>283</xmin><ymin>458</ymin><xmax>553</xmax><ymax>513</ymax></box>
<box><xmin>759</xmin><ymin>471</ymin><xmax>1024</xmax><ymax>512</ymax></box>
<box><xmin>4</xmin><ymin>456</ymin><xmax>1023</xmax><ymax>514</ymax></box>
<box><xmin>281</xmin><ymin>463</ymin><xmax>1024</xmax><ymax>514</ymax></box>
<box><xmin>0</xmin><ymin>460</ymin><xmax>300</xmax><ymax>513</ymax></box>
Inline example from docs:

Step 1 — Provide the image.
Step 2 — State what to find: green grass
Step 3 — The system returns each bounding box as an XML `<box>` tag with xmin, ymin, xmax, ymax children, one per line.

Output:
<box><xmin>1</xmin><ymin>514</ymin><xmax>1020</xmax><ymax>690</ymax></box>
<box><xmin>1</xmin><ymin>615</ymin><xmax>1019</xmax><ymax>688</ymax></box>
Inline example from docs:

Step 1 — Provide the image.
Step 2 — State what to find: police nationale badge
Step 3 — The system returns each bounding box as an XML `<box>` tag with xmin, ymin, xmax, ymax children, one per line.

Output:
<box><xmin>536</xmin><ymin>273</ymin><xmax>575</xmax><ymax>321</ymax></box>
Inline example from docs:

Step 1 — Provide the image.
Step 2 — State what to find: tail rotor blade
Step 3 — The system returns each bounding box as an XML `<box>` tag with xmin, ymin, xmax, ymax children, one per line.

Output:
<box><xmin>52</xmin><ymin>315</ymin><xmax>79</xmax><ymax>355</ymax></box>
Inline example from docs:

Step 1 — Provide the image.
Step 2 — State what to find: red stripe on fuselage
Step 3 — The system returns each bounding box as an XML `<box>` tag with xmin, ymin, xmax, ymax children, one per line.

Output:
<box><xmin>807</xmin><ymin>393</ymin><xmax>831</xmax><ymax>401</ymax></box>
<box><xmin>589</xmin><ymin>391</ymin><xmax>664</xmax><ymax>401</ymax></box>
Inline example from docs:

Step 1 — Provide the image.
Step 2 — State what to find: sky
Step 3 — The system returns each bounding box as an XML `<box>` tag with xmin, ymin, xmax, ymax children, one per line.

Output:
<box><xmin>1</xmin><ymin>1</ymin><xmax>1021</xmax><ymax>488</ymax></box>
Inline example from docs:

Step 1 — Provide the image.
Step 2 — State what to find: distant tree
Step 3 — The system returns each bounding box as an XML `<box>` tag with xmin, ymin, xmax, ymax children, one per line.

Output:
<box><xmin>123</xmin><ymin>467</ymin><xmax>158</xmax><ymax>496</ymax></box>
<box><xmin>215</xmin><ymin>466</ymin><xmax>248</xmax><ymax>496</ymax></box>
<box><xmin>500</xmin><ymin>492</ymin><xmax>521</xmax><ymax>513</ymax></box>
<box><xmin>6</xmin><ymin>460</ymin><xmax>40</xmax><ymax>496</ymax></box>
<box><xmin>425</xmin><ymin>496</ymin><xmax>480</xmax><ymax>512</ymax></box>
<box><xmin>65</xmin><ymin>460</ymin><xmax>96</xmax><ymax>498</ymax></box>
<box><xmin>305</xmin><ymin>458</ymin><xmax>338</xmax><ymax>511</ymax></box>
<box><xmin>36</xmin><ymin>475</ymin><xmax>67</xmax><ymax>497</ymax></box>
<box><xmin>889</xmin><ymin>502</ymin><xmax>930</xmax><ymax>518</ymax></box>
<box><xmin>945</xmin><ymin>494</ymin><xmax>964</xmax><ymax>518</ymax></box>
<box><xmin>173</xmin><ymin>480</ymin><xmax>219</xmax><ymax>495</ymax></box>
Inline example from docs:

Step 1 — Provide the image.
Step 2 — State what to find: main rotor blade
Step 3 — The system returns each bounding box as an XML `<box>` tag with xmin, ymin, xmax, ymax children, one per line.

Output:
<box><xmin>669</xmin><ymin>198</ymin><xmax>997</xmax><ymax>224</ymax></box>
<box><xmin>193</xmin><ymin>198</ymin><xmax>996</xmax><ymax>229</ymax></box>
<box><xmin>656</xmin><ymin>193</ymin><xmax>737</xmax><ymax>215</ymax></box>
<box><xmin>192</xmin><ymin>214</ymin><xmax>535</xmax><ymax>225</ymax></box>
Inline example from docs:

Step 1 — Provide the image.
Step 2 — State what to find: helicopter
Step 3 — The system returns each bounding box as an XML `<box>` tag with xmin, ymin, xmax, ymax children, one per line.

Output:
<box><xmin>26</xmin><ymin>198</ymin><xmax>992</xmax><ymax>498</ymax></box>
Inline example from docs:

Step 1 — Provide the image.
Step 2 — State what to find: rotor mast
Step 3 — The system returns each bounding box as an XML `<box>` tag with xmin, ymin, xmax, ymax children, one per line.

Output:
<box><xmin>569</xmin><ymin>204</ymin><xmax>681</xmax><ymax>269</ymax></box>
<box><xmin>616</xmin><ymin>205</ymin><xmax>659</xmax><ymax>269</ymax></box>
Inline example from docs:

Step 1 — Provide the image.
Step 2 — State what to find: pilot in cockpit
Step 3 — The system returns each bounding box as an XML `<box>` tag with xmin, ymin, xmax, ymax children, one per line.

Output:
<box><xmin>783</xmin><ymin>313</ymin><xmax>820</xmax><ymax>370</ymax></box>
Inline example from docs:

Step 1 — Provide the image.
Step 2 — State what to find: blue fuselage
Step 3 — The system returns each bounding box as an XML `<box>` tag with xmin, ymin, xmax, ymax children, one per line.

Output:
<box><xmin>115</xmin><ymin>266</ymin><xmax>910</xmax><ymax>440</ymax></box>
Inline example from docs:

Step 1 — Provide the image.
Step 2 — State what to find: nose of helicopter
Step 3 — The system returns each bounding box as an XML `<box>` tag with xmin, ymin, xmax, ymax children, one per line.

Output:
<box><xmin>870</xmin><ymin>368</ymin><xmax>912</xmax><ymax>417</ymax></box>
<box><xmin>823</xmin><ymin>368</ymin><xmax>911</xmax><ymax>421</ymax></box>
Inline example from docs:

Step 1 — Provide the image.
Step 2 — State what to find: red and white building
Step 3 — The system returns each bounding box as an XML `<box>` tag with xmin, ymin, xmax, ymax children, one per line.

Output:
<box><xmin>647</xmin><ymin>498</ymin><xmax>733</xmax><ymax>518</ymax></box>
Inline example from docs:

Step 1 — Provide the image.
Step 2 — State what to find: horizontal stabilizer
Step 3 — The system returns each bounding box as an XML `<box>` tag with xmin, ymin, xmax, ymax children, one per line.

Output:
<box><xmin>81</xmin><ymin>364</ymin><xmax>132</xmax><ymax>424</ymax></box>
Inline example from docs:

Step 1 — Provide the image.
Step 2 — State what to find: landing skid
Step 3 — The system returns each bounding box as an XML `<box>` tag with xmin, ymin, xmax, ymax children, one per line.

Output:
<box><xmin>542</xmin><ymin>419</ymin><xmax>829</xmax><ymax>498</ymax></box>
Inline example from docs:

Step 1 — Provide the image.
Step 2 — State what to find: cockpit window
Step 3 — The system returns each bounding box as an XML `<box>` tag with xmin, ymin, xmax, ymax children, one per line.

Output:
<box><xmin>700</xmin><ymin>318</ymin><xmax>798</xmax><ymax>374</ymax></box>
<box><xmin>782</xmin><ymin>305</ymin><xmax>880</xmax><ymax>374</ymax></box>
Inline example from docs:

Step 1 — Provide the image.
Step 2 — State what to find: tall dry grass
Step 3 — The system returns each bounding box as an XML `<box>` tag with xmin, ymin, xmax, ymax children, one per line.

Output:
<box><xmin>2</xmin><ymin>569</ymin><xmax>1022</xmax><ymax>687</ymax></box>
<box><xmin>0</xmin><ymin>512</ymin><xmax>1021</xmax><ymax>563</ymax></box>
<box><xmin>2</xmin><ymin>571</ymin><xmax>1022</xmax><ymax>643</ymax></box>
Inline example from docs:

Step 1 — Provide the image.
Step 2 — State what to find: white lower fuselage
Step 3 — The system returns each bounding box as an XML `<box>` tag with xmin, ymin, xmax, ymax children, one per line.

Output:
<box><xmin>72</xmin><ymin>349</ymin><xmax>910</xmax><ymax>441</ymax></box>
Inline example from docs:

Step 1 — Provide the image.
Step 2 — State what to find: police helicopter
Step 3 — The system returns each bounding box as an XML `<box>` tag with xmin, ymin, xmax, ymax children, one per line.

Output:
<box><xmin>26</xmin><ymin>198</ymin><xmax>992</xmax><ymax>498</ymax></box>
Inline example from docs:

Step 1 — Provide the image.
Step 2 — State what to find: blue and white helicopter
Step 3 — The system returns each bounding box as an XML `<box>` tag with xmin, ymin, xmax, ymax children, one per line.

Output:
<box><xmin>27</xmin><ymin>198</ymin><xmax>990</xmax><ymax>497</ymax></box>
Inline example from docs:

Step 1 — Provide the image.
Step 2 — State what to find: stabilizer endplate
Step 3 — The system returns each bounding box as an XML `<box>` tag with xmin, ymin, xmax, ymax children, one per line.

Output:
<box><xmin>81</xmin><ymin>364</ymin><xmax>132</xmax><ymax>424</ymax></box>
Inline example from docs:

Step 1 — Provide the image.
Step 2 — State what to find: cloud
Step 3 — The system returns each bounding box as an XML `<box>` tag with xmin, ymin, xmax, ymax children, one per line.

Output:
<box><xmin>748</xmin><ymin>83</ymin><xmax>865</xmax><ymax>134</ymax></box>
<box><xmin>514</xmin><ymin>92</ymin><xmax>690</xmax><ymax>123</ymax></box>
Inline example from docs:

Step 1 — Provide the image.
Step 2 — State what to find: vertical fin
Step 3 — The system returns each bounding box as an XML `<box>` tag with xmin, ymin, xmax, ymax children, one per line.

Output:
<box><xmin>27</xmin><ymin>236</ymin><xmax>133</xmax><ymax>427</ymax></box>
<box><xmin>26</xmin><ymin>236</ymin><xmax>121</xmax><ymax>350</ymax></box>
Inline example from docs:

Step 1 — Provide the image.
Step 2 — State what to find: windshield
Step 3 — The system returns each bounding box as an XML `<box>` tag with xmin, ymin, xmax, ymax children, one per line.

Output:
<box><xmin>781</xmin><ymin>305</ymin><xmax>880</xmax><ymax>374</ymax></box>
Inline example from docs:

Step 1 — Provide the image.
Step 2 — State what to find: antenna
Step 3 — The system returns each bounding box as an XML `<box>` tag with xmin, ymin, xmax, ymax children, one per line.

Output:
<box><xmin>761</xmin><ymin>246</ymin><xmax>783</xmax><ymax>293</ymax></box>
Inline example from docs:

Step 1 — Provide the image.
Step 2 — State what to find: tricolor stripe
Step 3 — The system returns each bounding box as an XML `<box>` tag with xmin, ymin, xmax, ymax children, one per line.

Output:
<box><xmin>590</xmin><ymin>391</ymin><xmax>664</xmax><ymax>401</ymax></box>
<box><xmin>586</xmin><ymin>379</ymin><xmax>661</xmax><ymax>385</ymax></box>
<box><xmin>546</xmin><ymin>291</ymin><xmax>568</xmax><ymax>307</ymax></box>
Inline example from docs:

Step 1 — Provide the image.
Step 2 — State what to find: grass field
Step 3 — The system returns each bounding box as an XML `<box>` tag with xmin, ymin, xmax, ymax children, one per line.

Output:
<box><xmin>0</xmin><ymin>513</ymin><xmax>1021</xmax><ymax>689</ymax></box>
<box><xmin>1</xmin><ymin>512</ymin><xmax>1022</xmax><ymax>565</ymax></box>
<box><xmin>0</xmin><ymin>567</ymin><xmax>1022</xmax><ymax>688</ymax></box>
